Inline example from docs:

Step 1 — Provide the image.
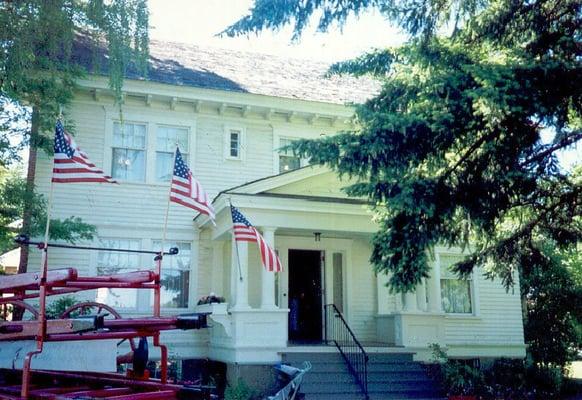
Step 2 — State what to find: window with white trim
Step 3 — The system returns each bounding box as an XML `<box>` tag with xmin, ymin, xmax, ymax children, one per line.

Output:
<box><xmin>96</xmin><ymin>238</ymin><xmax>141</xmax><ymax>308</ymax></box>
<box><xmin>224</xmin><ymin>128</ymin><xmax>243</xmax><ymax>160</ymax></box>
<box><xmin>156</xmin><ymin>126</ymin><xmax>189</xmax><ymax>181</ymax></box>
<box><xmin>111</xmin><ymin>122</ymin><xmax>146</xmax><ymax>182</ymax></box>
<box><xmin>152</xmin><ymin>241</ymin><xmax>192</xmax><ymax>308</ymax></box>
<box><xmin>440</xmin><ymin>254</ymin><xmax>473</xmax><ymax>314</ymax></box>
<box><xmin>278</xmin><ymin>137</ymin><xmax>302</xmax><ymax>173</ymax></box>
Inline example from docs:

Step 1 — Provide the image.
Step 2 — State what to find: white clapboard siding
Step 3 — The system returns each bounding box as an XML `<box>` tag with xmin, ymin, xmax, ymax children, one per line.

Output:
<box><xmin>444</xmin><ymin>271</ymin><xmax>524</xmax><ymax>346</ymax></box>
<box><xmin>348</xmin><ymin>239</ymin><xmax>378</xmax><ymax>342</ymax></box>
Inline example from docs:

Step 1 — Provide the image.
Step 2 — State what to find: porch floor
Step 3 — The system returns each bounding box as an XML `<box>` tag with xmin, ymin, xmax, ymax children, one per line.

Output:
<box><xmin>285</xmin><ymin>341</ymin><xmax>411</xmax><ymax>354</ymax></box>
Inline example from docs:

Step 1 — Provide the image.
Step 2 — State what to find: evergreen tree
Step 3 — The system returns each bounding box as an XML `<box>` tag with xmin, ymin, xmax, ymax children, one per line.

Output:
<box><xmin>225</xmin><ymin>0</ymin><xmax>581</xmax><ymax>370</ymax></box>
<box><xmin>224</xmin><ymin>0</ymin><xmax>581</xmax><ymax>291</ymax></box>
<box><xmin>0</xmin><ymin>0</ymin><xmax>149</xmax><ymax>272</ymax></box>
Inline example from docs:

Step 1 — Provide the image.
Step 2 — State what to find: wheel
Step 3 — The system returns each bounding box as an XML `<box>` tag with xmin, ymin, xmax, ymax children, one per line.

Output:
<box><xmin>0</xmin><ymin>300</ymin><xmax>39</xmax><ymax>321</ymax></box>
<box><xmin>59</xmin><ymin>301</ymin><xmax>136</xmax><ymax>351</ymax></box>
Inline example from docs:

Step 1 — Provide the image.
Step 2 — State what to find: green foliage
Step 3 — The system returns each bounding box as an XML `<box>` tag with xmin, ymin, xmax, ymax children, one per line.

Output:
<box><xmin>228</xmin><ymin>1</ymin><xmax>582</xmax><ymax>385</ymax></box>
<box><xmin>45</xmin><ymin>296</ymin><xmax>81</xmax><ymax>319</ymax></box>
<box><xmin>430</xmin><ymin>344</ymin><xmax>484</xmax><ymax>396</ymax></box>
<box><xmin>0</xmin><ymin>0</ymin><xmax>149</xmax><ymax>160</ymax></box>
<box><xmin>520</xmin><ymin>242</ymin><xmax>582</xmax><ymax>368</ymax></box>
<box><xmin>226</xmin><ymin>0</ymin><xmax>582</xmax><ymax>296</ymax></box>
<box><xmin>222</xmin><ymin>0</ymin><xmax>485</xmax><ymax>41</ymax></box>
<box><xmin>224</xmin><ymin>379</ymin><xmax>255</xmax><ymax>400</ymax></box>
<box><xmin>0</xmin><ymin>170</ymin><xmax>96</xmax><ymax>254</ymax></box>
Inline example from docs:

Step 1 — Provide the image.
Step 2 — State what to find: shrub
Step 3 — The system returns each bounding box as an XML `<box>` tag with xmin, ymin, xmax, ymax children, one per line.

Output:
<box><xmin>224</xmin><ymin>379</ymin><xmax>255</xmax><ymax>400</ymax></box>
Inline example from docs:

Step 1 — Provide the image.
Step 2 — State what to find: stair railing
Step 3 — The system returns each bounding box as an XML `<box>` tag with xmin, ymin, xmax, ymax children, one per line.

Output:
<box><xmin>324</xmin><ymin>303</ymin><xmax>369</xmax><ymax>400</ymax></box>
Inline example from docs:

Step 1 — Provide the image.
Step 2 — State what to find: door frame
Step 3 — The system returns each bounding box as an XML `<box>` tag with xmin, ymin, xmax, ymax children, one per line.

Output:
<box><xmin>277</xmin><ymin>236</ymin><xmax>353</xmax><ymax>337</ymax></box>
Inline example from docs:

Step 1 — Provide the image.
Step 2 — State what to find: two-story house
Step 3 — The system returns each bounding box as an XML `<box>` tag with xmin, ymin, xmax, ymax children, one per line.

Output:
<box><xmin>29</xmin><ymin>39</ymin><xmax>526</xmax><ymax>388</ymax></box>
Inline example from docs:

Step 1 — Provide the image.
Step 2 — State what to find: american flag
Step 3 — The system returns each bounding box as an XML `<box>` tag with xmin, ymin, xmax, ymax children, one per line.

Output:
<box><xmin>52</xmin><ymin>120</ymin><xmax>116</xmax><ymax>183</ymax></box>
<box><xmin>230</xmin><ymin>205</ymin><xmax>282</xmax><ymax>272</ymax></box>
<box><xmin>170</xmin><ymin>147</ymin><xmax>215</xmax><ymax>222</ymax></box>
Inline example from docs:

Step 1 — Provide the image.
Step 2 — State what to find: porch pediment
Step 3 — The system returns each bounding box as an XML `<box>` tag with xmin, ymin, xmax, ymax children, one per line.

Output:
<box><xmin>221</xmin><ymin>165</ymin><xmax>352</xmax><ymax>199</ymax></box>
<box><xmin>197</xmin><ymin>166</ymin><xmax>376</xmax><ymax>239</ymax></box>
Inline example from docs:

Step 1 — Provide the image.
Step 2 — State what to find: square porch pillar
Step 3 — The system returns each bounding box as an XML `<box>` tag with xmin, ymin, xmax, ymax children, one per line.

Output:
<box><xmin>427</xmin><ymin>254</ymin><xmax>442</xmax><ymax>313</ymax></box>
<box><xmin>403</xmin><ymin>290</ymin><xmax>418</xmax><ymax>312</ymax></box>
<box><xmin>260</xmin><ymin>227</ymin><xmax>277</xmax><ymax>309</ymax></box>
<box><xmin>231</xmin><ymin>236</ymin><xmax>250</xmax><ymax>310</ymax></box>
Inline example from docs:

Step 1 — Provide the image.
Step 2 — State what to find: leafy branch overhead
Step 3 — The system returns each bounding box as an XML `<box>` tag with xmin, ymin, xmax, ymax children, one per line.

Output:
<box><xmin>0</xmin><ymin>0</ymin><xmax>149</xmax><ymax>154</ymax></box>
<box><xmin>0</xmin><ymin>169</ymin><xmax>96</xmax><ymax>254</ymax></box>
<box><xmin>226</xmin><ymin>0</ymin><xmax>581</xmax><ymax>292</ymax></box>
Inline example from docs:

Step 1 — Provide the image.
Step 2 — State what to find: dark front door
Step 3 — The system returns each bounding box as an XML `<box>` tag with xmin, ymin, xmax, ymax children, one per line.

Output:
<box><xmin>288</xmin><ymin>249</ymin><xmax>323</xmax><ymax>342</ymax></box>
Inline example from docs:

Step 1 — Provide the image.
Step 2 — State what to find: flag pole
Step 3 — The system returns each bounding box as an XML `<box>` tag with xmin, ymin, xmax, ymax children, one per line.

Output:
<box><xmin>156</xmin><ymin>147</ymin><xmax>178</xmax><ymax>317</ymax></box>
<box><xmin>160</xmin><ymin>147</ymin><xmax>178</xmax><ymax>254</ymax></box>
<box><xmin>228</xmin><ymin>199</ymin><xmax>243</xmax><ymax>282</ymax></box>
<box><xmin>36</xmin><ymin>113</ymin><xmax>60</xmax><ymax>345</ymax></box>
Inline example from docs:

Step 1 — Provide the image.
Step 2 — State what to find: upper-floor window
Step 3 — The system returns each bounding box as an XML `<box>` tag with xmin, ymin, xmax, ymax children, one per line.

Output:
<box><xmin>279</xmin><ymin>137</ymin><xmax>301</xmax><ymax>173</ymax></box>
<box><xmin>440</xmin><ymin>254</ymin><xmax>473</xmax><ymax>314</ymax></box>
<box><xmin>96</xmin><ymin>238</ymin><xmax>141</xmax><ymax>309</ymax></box>
<box><xmin>152</xmin><ymin>240</ymin><xmax>192</xmax><ymax>308</ymax></box>
<box><xmin>156</xmin><ymin>125</ymin><xmax>189</xmax><ymax>181</ymax></box>
<box><xmin>112</xmin><ymin>122</ymin><xmax>146</xmax><ymax>182</ymax></box>
<box><xmin>224</xmin><ymin>127</ymin><xmax>244</xmax><ymax>160</ymax></box>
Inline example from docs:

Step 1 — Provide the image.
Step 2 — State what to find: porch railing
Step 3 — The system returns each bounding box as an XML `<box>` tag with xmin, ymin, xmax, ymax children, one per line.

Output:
<box><xmin>324</xmin><ymin>304</ymin><xmax>369</xmax><ymax>400</ymax></box>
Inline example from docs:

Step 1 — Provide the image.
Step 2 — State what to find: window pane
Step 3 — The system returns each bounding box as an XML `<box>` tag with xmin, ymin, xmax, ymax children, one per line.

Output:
<box><xmin>441</xmin><ymin>279</ymin><xmax>472</xmax><ymax>313</ymax></box>
<box><xmin>112</xmin><ymin>148</ymin><xmax>145</xmax><ymax>181</ymax></box>
<box><xmin>279</xmin><ymin>138</ymin><xmax>301</xmax><ymax>172</ymax></box>
<box><xmin>157</xmin><ymin>126</ymin><xmax>188</xmax><ymax>152</ymax></box>
<box><xmin>96</xmin><ymin>239</ymin><xmax>141</xmax><ymax>308</ymax></box>
<box><xmin>152</xmin><ymin>241</ymin><xmax>191</xmax><ymax>308</ymax></box>
<box><xmin>440</xmin><ymin>254</ymin><xmax>466</xmax><ymax>279</ymax></box>
<box><xmin>229</xmin><ymin>131</ymin><xmax>240</xmax><ymax>158</ymax></box>
<box><xmin>280</xmin><ymin>155</ymin><xmax>301</xmax><ymax>173</ymax></box>
<box><xmin>113</xmin><ymin>122</ymin><xmax>146</xmax><ymax>149</ymax></box>
<box><xmin>155</xmin><ymin>151</ymin><xmax>188</xmax><ymax>182</ymax></box>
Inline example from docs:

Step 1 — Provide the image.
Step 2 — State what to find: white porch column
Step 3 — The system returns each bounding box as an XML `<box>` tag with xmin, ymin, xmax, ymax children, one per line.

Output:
<box><xmin>260</xmin><ymin>227</ymin><xmax>277</xmax><ymax>309</ymax></box>
<box><xmin>416</xmin><ymin>279</ymin><xmax>427</xmax><ymax>312</ymax></box>
<box><xmin>376</xmin><ymin>273</ymin><xmax>391</xmax><ymax>314</ymax></box>
<box><xmin>403</xmin><ymin>289</ymin><xmax>418</xmax><ymax>312</ymax></box>
<box><xmin>231</xmin><ymin>235</ymin><xmax>250</xmax><ymax>309</ymax></box>
<box><xmin>211</xmin><ymin>241</ymin><xmax>225</xmax><ymax>295</ymax></box>
<box><xmin>427</xmin><ymin>254</ymin><xmax>442</xmax><ymax>313</ymax></box>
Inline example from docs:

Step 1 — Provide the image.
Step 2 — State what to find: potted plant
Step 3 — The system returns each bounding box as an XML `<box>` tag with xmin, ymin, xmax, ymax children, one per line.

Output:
<box><xmin>197</xmin><ymin>293</ymin><xmax>225</xmax><ymax>305</ymax></box>
<box><xmin>195</xmin><ymin>293</ymin><xmax>227</xmax><ymax>316</ymax></box>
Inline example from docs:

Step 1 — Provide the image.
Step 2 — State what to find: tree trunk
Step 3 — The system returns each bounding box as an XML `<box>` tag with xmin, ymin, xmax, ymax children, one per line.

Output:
<box><xmin>17</xmin><ymin>107</ymin><xmax>40</xmax><ymax>275</ymax></box>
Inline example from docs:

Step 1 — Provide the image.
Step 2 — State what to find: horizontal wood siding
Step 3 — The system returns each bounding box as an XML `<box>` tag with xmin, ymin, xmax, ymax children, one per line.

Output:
<box><xmin>348</xmin><ymin>238</ymin><xmax>377</xmax><ymax>341</ymax></box>
<box><xmin>444</xmin><ymin>271</ymin><xmax>524</xmax><ymax>346</ymax></box>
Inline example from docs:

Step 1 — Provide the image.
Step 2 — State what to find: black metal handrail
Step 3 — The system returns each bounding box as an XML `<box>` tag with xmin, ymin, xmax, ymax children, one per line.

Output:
<box><xmin>324</xmin><ymin>303</ymin><xmax>369</xmax><ymax>400</ymax></box>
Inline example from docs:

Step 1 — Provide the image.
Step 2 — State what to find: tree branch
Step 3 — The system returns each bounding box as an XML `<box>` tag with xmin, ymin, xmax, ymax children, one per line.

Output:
<box><xmin>520</xmin><ymin>131</ymin><xmax>582</xmax><ymax>168</ymax></box>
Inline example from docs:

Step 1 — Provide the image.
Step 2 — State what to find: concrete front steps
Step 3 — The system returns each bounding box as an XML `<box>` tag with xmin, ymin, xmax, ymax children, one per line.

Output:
<box><xmin>282</xmin><ymin>350</ymin><xmax>443</xmax><ymax>400</ymax></box>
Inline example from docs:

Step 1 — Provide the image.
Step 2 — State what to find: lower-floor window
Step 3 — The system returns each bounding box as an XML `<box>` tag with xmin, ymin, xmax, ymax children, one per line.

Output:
<box><xmin>96</xmin><ymin>238</ymin><xmax>141</xmax><ymax>308</ymax></box>
<box><xmin>152</xmin><ymin>241</ymin><xmax>191</xmax><ymax>308</ymax></box>
<box><xmin>440</xmin><ymin>254</ymin><xmax>473</xmax><ymax>314</ymax></box>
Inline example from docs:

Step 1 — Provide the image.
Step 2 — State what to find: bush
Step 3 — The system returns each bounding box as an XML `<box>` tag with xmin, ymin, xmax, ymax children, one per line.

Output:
<box><xmin>224</xmin><ymin>379</ymin><xmax>255</xmax><ymax>400</ymax></box>
<box><xmin>526</xmin><ymin>364</ymin><xmax>563</xmax><ymax>399</ymax></box>
<box><xmin>45</xmin><ymin>296</ymin><xmax>80</xmax><ymax>319</ymax></box>
<box><xmin>429</xmin><ymin>344</ymin><xmax>484</xmax><ymax>396</ymax></box>
<box><xmin>481</xmin><ymin>359</ymin><xmax>531</xmax><ymax>399</ymax></box>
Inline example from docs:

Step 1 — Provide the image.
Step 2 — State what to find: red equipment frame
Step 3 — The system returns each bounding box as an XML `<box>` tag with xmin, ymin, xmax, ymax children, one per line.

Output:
<box><xmin>0</xmin><ymin>239</ymin><xmax>208</xmax><ymax>399</ymax></box>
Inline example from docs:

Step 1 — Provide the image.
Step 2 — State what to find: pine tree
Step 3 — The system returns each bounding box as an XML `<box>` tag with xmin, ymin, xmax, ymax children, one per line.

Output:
<box><xmin>225</xmin><ymin>0</ymin><xmax>581</xmax><ymax>291</ymax></box>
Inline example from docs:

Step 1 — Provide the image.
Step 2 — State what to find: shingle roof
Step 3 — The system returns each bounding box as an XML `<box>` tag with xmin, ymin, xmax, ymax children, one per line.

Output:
<box><xmin>74</xmin><ymin>37</ymin><xmax>381</xmax><ymax>105</ymax></box>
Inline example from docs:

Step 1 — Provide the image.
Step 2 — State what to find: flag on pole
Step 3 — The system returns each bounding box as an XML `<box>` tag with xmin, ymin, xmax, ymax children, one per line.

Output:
<box><xmin>170</xmin><ymin>147</ymin><xmax>216</xmax><ymax>222</ymax></box>
<box><xmin>230</xmin><ymin>205</ymin><xmax>282</xmax><ymax>272</ymax></box>
<box><xmin>52</xmin><ymin>120</ymin><xmax>116</xmax><ymax>183</ymax></box>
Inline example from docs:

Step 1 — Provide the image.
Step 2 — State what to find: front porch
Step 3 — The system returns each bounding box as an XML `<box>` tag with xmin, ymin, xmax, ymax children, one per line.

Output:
<box><xmin>193</xmin><ymin>166</ymin><xmax>450</xmax><ymax>365</ymax></box>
